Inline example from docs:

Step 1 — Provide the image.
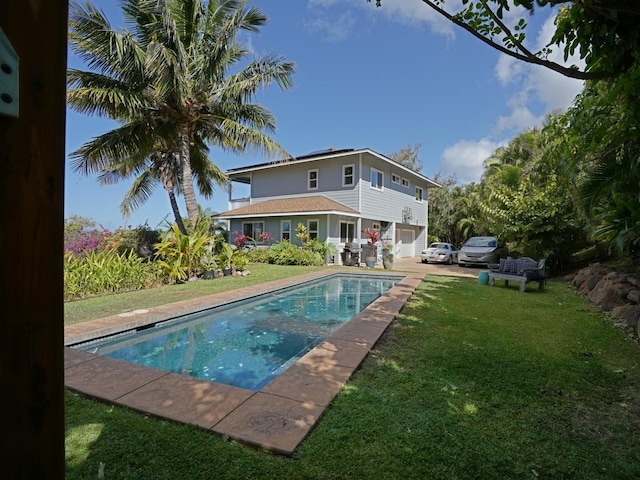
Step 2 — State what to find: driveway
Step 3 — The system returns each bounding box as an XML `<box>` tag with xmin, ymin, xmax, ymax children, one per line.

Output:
<box><xmin>391</xmin><ymin>256</ymin><xmax>480</xmax><ymax>278</ymax></box>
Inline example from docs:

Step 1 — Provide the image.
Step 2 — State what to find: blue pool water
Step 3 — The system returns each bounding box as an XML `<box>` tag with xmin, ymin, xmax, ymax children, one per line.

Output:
<box><xmin>73</xmin><ymin>274</ymin><xmax>401</xmax><ymax>391</ymax></box>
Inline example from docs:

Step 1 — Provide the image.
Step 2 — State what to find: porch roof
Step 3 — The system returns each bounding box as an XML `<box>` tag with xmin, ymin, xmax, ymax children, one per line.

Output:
<box><xmin>215</xmin><ymin>196</ymin><xmax>360</xmax><ymax>219</ymax></box>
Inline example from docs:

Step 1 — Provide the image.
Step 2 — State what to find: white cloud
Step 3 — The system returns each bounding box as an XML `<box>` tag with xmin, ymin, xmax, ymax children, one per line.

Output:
<box><xmin>527</xmin><ymin>15</ymin><xmax>586</xmax><ymax>112</ymax></box>
<box><xmin>495</xmin><ymin>54</ymin><xmax>524</xmax><ymax>86</ymax></box>
<box><xmin>374</xmin><ymin>0</ymin><xmax>455</xmax><ymax>38</ymax></box>
<box><xmin>440</xmin><ymin>138</ymin><xmax>506</xmax><ymax>184</ymax></box>
<box><xmin>308</xmin><ymin>0</ymin><xmax>341</xmax><ymax>6</ymax></box>
<box><xmin>306</xmin><ymin>0</ymin><xmax>455</xmax><ymax>40</ymax></box>
<box><xmin>492</xmin><ymin>12</ymin><xmax>585</xmax><ymax>135</ymax></box>
<box><xmin>304</xmin><ymin>13</ymin><xmax>357</xmax><ymax>42</ymax></box>
<box><xmin>493</xmin><ymin>105</ymin><xmax>543</xmax><ymax>135</ymax></box>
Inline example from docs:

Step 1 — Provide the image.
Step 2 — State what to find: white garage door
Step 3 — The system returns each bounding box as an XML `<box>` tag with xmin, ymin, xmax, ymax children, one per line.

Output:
<box><xmin>398</xmin><ymin>229</ymin><xmax>415</xmax><ymax>258</ymax></box>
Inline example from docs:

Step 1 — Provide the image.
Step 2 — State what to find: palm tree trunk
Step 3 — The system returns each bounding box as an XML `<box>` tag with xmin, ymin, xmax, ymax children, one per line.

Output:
<box><xmin>157</xmin><ymin>152</ymin><xmax>189</xmax><ymax>235</ymax></box>
<box><xmin>168</xmin><ymin>188</ymin><xmax>188</xmax><ymax>235</ymax></box>
<box><xmin>178</xmin><ymin>123</ymin><xmax>200</xmax><ymax>229</ymax></box>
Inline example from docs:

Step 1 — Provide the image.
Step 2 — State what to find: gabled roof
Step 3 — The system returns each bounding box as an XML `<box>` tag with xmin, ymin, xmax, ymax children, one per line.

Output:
<box><xmin>226</xmin><ymin>147</ymin><xmax>441</xmax><ymax>189</ymax></box>
<box><xmin>215</xmin><ymin>196</ymin><xmax>360</xmax><ymax>219</ymax></box>
<box><xmin>226</xmin><ymin>147</ymin><xmax>354</xmax><ymax>175</ymax></box>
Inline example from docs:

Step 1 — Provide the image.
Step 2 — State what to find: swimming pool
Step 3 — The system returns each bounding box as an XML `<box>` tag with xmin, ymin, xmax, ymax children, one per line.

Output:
<box><xmin>71</xmin><ymin>273</ymin><xmax>402</xmax><ymax>390</ymax></box>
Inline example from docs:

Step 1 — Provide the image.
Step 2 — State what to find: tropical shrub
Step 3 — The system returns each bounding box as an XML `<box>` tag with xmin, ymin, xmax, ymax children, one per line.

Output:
<box><xmin>258</xmin><ymin>231</ymin><xmax>273</xmax><ymax>245</ymax></box>
<box><xmin>64</xmin><ymin>249</ymin><xmax>164</xmax><ymax>300</ymax></box>
<box><xmin>232</xmin><ymin>250</ymin><xmax>249</xmax><ymax>272</ymax></box>
<box><xmin>231</xmin><ymin>231</ymin><xmax>253</xmax><ymax>250</ymax></box>
<box><xmin>216</xmin><ymin>242</ymin><xmax>235</xmax><ymax>271</ymax></box>
<box><xmin>295</xmin><ymin>223</ymin><xmax>310</xmax><ymax>244</ymax></box>
<box><xmin>104</xmin><ymin>224</ymin><xmax>161</xmax><ymax>258</ymax></box>
<box><xmin>268</xmin><ymin>241</ymin><xmax>323</xmax><ymax>266</ymax></box>
<box><xmin>154</xmin><ymin>223</ymin><xmax>213</xmax><ymax>282</ymax></box>
<box><xmin>246</xmin><ymin>248</ymin><xmax>270</xmax><ymax>263</ymax></box>
<box><xmin>303</xmin><ymin>238</ymin><xmax>327</xmax><ymax>255</ymax></box>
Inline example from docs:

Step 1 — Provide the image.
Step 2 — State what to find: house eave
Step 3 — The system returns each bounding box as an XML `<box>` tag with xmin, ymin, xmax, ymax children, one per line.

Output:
<box><xmin>215</xmin><ymin>210</ymin><xmax>361</xmax><ymax>220</ymax></box>
<box><xmin>226</xmin><ymin>147</ymin><xmax>441</xmax><ymax>189</ymax></box>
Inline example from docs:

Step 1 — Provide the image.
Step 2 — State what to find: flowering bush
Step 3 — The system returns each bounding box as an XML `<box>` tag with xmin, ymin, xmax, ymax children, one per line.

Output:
<box><xmin>232</xmin><ymin>231</ymin><xmax>250</xmax><ymax>249</ymax></box>
<box><xmin>258</xmin><ymin>231</ymin><xmax>272</xmax><ymax>244</ymax></box>
<box><xmin>363</xmin><ymin>228</ymin><xmax>380</xmax><ymax>245</ymax></box>
<box><xmin>64</xmin><ymin>228</ymin><xmax>111</xmax><ymax>258</ymax></box>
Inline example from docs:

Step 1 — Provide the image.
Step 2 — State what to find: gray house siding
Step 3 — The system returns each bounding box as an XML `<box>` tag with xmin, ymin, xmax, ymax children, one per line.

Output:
<box><xmin>229</xmin><ymin>215</ymin><xmax>329</xmax><ymax>246</ymax></box>
<box><xmin>250</xmin><ymin>157</ymin><xmax>360</xmax><ymax>211</ymax></box>
<box><xmin>359</xmin><ymin>153</ymin><xmax>429</xmax><ymax>227</ymax></box>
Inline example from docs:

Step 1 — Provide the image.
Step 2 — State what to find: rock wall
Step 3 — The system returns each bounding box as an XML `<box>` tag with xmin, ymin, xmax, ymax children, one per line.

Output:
<box><xmin>567</xmin><ymin>263</ymin><xmax>640</xmax><ymax>340</ymax></box>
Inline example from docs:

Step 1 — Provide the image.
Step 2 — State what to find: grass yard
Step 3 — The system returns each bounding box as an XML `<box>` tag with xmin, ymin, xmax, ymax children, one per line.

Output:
<box><xmin>65</xmin><ymin>269</ymin><xmax>640</xmax><ymax>479</ymax></box>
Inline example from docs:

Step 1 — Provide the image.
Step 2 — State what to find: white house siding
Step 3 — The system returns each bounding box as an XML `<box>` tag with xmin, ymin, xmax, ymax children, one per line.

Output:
<box><xmin>398</xmin><ymin>229</ymin><xmax>415</xmax><ymax>258</ymax></box>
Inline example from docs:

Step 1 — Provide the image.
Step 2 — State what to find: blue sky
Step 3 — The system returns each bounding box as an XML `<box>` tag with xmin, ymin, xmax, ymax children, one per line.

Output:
<box><xmin>65</xmin><ymin>0</ymin><xmax>585</xmax><ymax>230</ymax></box>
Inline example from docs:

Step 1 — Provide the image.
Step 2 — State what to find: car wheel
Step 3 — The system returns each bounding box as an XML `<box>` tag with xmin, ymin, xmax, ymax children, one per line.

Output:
<box><xmin>421</xmin><ymin>259</ymin><xmax>427</xmax><ymax>264</ymax></box>
<box><xmin>446</xmin><ymin>255</ymin><xmax>453</xmax><ymax>265</ymax></box>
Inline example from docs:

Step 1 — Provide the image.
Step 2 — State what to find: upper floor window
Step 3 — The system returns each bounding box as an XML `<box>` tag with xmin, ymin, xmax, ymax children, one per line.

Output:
<box><xmin>391</xmin><ymin>173</ymin><xmax>401</xmax><ymax>184</ymax></box>
<box><xmin>415</xmin><ymin>186</ymin><xmax>424</xmax><ymax>202</ymax></box>
<box><xmin>371</xmin><ymin>168</ymin><xmax>383</xmax><ymax>190</ymax></box>
<box><xmin>281</xmin><ymin>220</ymin><xmax>291</xmax><ymax>241</ymax></box>
<box><xmin>308</xmin><ymin>219</ymin><xmax>319</xmax><ymax>240</ymax></box>
<box><xmin>342</xmin><ymin>164</ymin><xmax>354</xmax><ymax>187</ymax></box>
<box><xmin>308</xmin><ymin>169</ymin><xmax>318</xmax><ymax>190</ymax></box>
<box><xmin>402</xmin><ymin>177</ymin><xmax>410</xmax><ymax>188</ymax></box>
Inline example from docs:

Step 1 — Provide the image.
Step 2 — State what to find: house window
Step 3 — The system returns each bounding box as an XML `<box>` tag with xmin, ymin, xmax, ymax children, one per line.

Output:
<box><xmin>391</xmin><ymin>173</ymin><xmax>401</xmax><ymax>184</ymax></box>
<box><xmin>243</xmin><ymin>221</ymin><xmax>263</xmax><ymax>239</ymax></box>
<box><xmin>340</xmin><ymin>221</ymin><xmax>355</xmax><ymax>244</ymax></box>
<box><xmin>308</xmin><ymin>169</ymin><xmax>318</xmax><ymax>190</ymax></box>
<box><xmin>371</xmin><ymin>168</ymin><xmax>383</xmax><ymax>190</ymax></box>
<box><xmin>281</xmin><ymin>220</ymin><xmax>291</xmax><ymax>241</ymax></box>
<box><xmin>342</xmin><ymin>164</ymin><xmax>354</xmax><ymax>187</ymax></box>
<box><xmin>415</xmin><ymin>186</ymin><xmax>424</xmax><ymax>202</ymax></box>
<box><xmin>402</xmin><ymin>177</ymin><xmax>410</xmax><ymax>188</ymax></box>
<box><xmin>308</xmin><ymin>219</ymin><xmax>319</xmax><ymax>240</ymax></box>
<box><xmin>372</xmin><ymin>222</ymin><xmax>380</xmax><ymax>231</ymax></box>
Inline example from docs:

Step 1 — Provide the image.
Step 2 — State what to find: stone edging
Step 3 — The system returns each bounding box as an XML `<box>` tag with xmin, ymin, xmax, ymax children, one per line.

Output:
<box><xmin>565</xmin><ymin>263</ymin><xmax>640</xmax><ymax>341</ymax></box>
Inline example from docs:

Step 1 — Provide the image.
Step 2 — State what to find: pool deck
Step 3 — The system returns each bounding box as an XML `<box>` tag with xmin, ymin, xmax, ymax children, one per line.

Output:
<box><xmin>64</xmin><ymin>269</ymin><xmax>424</xmax><ymax>456</ymax></box>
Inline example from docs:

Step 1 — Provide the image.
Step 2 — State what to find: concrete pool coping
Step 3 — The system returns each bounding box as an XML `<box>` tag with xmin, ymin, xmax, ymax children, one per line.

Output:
<box><xmin>64</xmin><ymin>269</ymin><xmax>424</xmax><ymax>455</ymax></box>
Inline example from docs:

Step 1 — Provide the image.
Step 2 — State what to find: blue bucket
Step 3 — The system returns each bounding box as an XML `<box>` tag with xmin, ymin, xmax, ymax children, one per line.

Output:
<box><xmin>478</xmin><ymin>271</ymin><xmax>489</xmax><ymax>285</ymax></box>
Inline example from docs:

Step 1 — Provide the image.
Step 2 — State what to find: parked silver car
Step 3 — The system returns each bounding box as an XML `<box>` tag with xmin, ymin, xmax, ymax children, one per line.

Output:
<box><xmin>458</xmin><ymin>236</ymin><xmax>507</xmax><ymax>267</ymax></box>
<box><xmin>421</xmin><ymin>242</ymin><xmax>458</xmax><ymax>264</ymax></box>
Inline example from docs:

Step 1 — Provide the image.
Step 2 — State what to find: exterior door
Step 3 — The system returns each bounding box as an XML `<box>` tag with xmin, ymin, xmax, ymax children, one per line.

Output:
<box><xmin>398</xmin><ymin>229</ymin><xmax>415</xmax><ymax>258</ymax></box>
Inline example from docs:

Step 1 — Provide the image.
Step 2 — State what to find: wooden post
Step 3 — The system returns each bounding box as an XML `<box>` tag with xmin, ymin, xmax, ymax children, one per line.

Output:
<box><xmin>0</xmin><ymin>0</ymin><xmax>68</xmax><ymax>477</ymax></box>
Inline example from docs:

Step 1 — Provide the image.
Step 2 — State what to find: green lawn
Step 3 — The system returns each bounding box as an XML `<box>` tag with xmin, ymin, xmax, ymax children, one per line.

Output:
<box><xmin>65</xmin><ymin>268</ymin><xmax>640</xmax><ymax>479</ymax></box>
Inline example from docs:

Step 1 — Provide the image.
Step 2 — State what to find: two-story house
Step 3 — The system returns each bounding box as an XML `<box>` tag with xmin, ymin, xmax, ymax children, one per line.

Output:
<box><xmin>215</xmin><ymin>147</ymin><xmax>440</xmax><ymax>264</ymax></box>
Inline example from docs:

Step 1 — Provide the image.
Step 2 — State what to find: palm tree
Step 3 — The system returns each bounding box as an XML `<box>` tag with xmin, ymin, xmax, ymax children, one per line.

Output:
<box><xmin>68</xmin><ymin>0</ymin><xmax>295</xmax><ymax>232</ymax></box>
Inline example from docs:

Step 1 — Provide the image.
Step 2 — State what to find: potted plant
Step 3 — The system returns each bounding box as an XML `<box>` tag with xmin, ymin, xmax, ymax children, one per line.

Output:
<box><xmin>382</xmin><ymin>242</ymin><xmax>394</xmax><ymax>269</ymax></box>
<box><xmin>322</xmin><ymin>240</ymin><xmax>338</xmax><ymax>265</ymax></box>
<box><xmin>383</xmin><ymin>251</ymin><xmax>394</xmax><ymax>269</ymax></box>
<box><xmin>201</xmin><ymin>249</ymin><xmax>218</xmax><ymax>279</ymax></box>
<box><xmin>216</xmin><ymin>242</ymin><xmax>234</xmax><ymax>276</ymax></box>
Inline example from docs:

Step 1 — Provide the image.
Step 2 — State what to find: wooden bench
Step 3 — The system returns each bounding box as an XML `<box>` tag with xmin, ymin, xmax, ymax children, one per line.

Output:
<box><xmin>488</xmin><ymin>257</ymin><xmax>546</xmax><ymax>292</ymax></box>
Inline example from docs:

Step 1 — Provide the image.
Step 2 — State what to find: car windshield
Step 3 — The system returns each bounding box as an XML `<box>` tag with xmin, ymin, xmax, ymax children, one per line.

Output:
<box><xmin>465</xmin><ymin>238</ymin><xmax>496</xmax><ymax>247</ymax></box>
<box><xmin>429</xmin><ymin>243</ymin><xmax>447</xmax><ymax>249</ymax></box>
